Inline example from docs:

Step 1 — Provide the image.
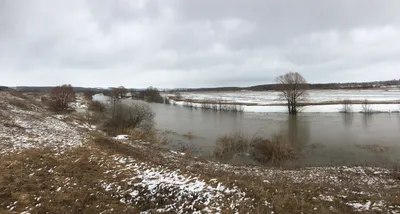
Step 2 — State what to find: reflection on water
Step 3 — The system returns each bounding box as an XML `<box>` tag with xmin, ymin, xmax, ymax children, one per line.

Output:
<box><xmin>283</xmin><ymin>115</ymin><xmax>310</xmax><ymax>149</ymax></box>
<box><xmin>343</xmin><ymin>114</ymin><xmax>353</xmax><ymax>127</ymax></box>
<box><xmin>93</xmin><ymin>95</ymin><xmax>400</xmax><ymax>167</ymax></box>
<box><xmin>362</xmin><ymin>114</ymin><xmax>372</xmax><ymax>128</ymax></box>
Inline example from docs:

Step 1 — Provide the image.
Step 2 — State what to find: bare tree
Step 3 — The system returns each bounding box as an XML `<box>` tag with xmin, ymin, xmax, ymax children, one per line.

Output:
<box><xmin>138</xmin><ymin>86</ymin><xmax>164</xmax><ymax>103</ymax></box>
<box><xmin>109</xmin><ymin>86</ymin><xmax>128</xmax><ymax>116</ymax></box>
<box><xmin>341</xmin><ymin>99</ymin><xmax>353</xmax><ymax>113</ymax></box>
<box><xmin>83</xmin><ymin>90</ymin><xmax>96</xmax><ymax>101</ymax></box>
<box><xmin>49</xmin><ymin>84</ymin><xmax>75</xmax><ymax>111</ymax></box>
<box><xmin>276</xmin><ymin>72</ymin><xmax>308</xmax><ymax>115</ymax></box>
<box><xmin>361</xmin><ymin>99</ymin><xmax>372</xmax><ymax>114</ymax></box>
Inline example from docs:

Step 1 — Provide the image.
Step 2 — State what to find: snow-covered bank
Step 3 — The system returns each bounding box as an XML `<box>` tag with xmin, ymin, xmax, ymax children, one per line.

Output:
<box><xmin>170</xmin><ymin>100</ymin><xmax>400</xmax><ymax>113</ymax></box>
<box><xmin>165</xmin><ymin>89</ymin><xmax>400</xmax><ymax>113</ymax></box>
<box><xmin>245</xmin><ymin>104</ymin><xmax>400</xmax><ymax>113</ymax></box>
<box><xmin>169</xmin><ymin>89</ymin><xmax>400</xmax><ymax>104</ymax></box>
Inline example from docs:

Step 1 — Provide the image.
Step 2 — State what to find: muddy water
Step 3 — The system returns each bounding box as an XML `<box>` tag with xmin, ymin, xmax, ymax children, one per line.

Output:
<box><xmin>149</xmin><ymin>103</ymin><xmax>400</xmax><ymax>167</ymax></box>
<box><xmin>95</xmin><ymin>95</ymin><xmax>400</xmax><ymax>167</ymax></box>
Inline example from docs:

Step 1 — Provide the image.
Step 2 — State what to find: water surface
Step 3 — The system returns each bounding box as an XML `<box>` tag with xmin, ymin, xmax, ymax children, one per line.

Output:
<box><xmin>95</xmin><ymin>95</ymin><xmax>400</xmax><ymax>167</ymax></box>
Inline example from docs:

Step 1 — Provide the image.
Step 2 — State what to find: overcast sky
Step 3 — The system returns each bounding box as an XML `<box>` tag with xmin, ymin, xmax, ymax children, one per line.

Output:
<box><xmin>1</xmin><ymin>0</ymin><xmax>400</xmax><ymax>88</ymax></box>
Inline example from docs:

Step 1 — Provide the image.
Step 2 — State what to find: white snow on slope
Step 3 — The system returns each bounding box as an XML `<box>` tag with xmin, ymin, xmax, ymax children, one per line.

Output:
<box><xmin>101</xmin><ymin>155</ymin><xmax>253</xmax><ymax>213</ymax></box>
<box><xmin>0</xmin><ymin>108</ymin><xmax>86</xmax><ymax>154</ymax></box>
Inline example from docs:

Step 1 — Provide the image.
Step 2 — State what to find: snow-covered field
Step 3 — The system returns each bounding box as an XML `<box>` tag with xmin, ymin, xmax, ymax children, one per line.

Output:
<box><xmin>168</xmin><ymin>89</ymin><xmax>400</xmax><ymax>113</ymax></box>
<box><xmin>245</xmin><ymin>104</ymin><xmax>400</xmax><ymax>113</ymax></box>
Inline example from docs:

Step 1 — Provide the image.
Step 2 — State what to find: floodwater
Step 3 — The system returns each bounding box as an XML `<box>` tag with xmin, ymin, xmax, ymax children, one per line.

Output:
<box><xmin>95</xmin><ymin>95</ymin><xmax>400</xmax><ymax>167</ymax></box>
<box><xmin>150</xmin><ymin>103</ymin><xmax>400</xmax><ymax>167</ymax></box>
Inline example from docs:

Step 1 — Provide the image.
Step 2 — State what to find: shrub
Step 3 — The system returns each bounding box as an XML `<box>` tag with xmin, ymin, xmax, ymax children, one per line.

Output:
<box><xmin>361</xmin><ymin>99</ymin><xmax>372</xmax><ymax>114</ymax></box>
<box><xmin>341</xmin><ymin>99</ymin><xmax>353</xmax><ymax>113</ymax></box>
<box><xmin>214</xmin><ymin>132</ymin><xmax>249</xmax><ymax>160</ymax></box>
<box><xmin>182</xmin><ymin>132</ymin><xmax>195</xmax><ymax>140</ymax></box>
<box><xmin>251</xmin><ymin>135</ymin><xmax>296</xmax><ymax>163</ymax></box>
<box><xmin>48</xmin><ymin>84</ymin><xmax>75</xmax><ymax>112</ymax></box>
<box><xmin>101</xmin><ymin>103</ymin><xmax>155</xmax><ymax>135</ymax></box>
<box><xmin>174</xmin><ymin>92</ymin><xmax>183</xmax><ymax>99</ymax></box>
<box><xmin>83</xmin><ymin>90</ymin><xmax>96</xmax><ymax>101</ymax></box>
<box><xmin>214</xmin><ymin>133</ymin><xmax>297</xmax><ymax>164</ymax></box>
<box><xmin>392</xmin><ymin>163</ymin><xmax>400</xmax><ymax>180</ymax></box>
<box><xmin>88</xmin><ymin>101</ymin><xmax>106</xmax><ymax>113</ymax></box>
<box><xmin>138</xmin><ymin>87</ymin><xmax>164</xmax><ymax>103</ymax></box>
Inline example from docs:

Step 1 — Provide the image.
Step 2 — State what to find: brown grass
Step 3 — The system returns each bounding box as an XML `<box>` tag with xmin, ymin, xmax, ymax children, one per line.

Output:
<box><xmin>214</xmin><ymin>133</ymin><xmax>296</xmax><ymax>164</ymax></box>
<box><xmin>0</xmin><ymin>147</ymin><xmax>139</xmax><ymax>213</ymax></box>
<box><xmin>357</xmin><ymin>144</ymin><xmax>389</xmax><ymax>153</ymax></box>
<box><xmin>8</xmin><ymin>99</ymin><xmax>33</xmax><ymax>111</ymax></box>
<box><xmin>182</xmin><ymin>131</ymin><xmax>196</xmax><ymax>140</ymax></box>
<box><xmin>251</xmin><ymin>135</ymin><xmax>297</xmax><ymax>163</ymax></box>
<box><xmin>214</xmin><ymin>132</ymin><xmax>249</xmax><ymax>160</ymax></box>
<box><xmin>88</xmin><ymin>101</ymin><xmax>106</xmax><ymax>113</ymax></box>
<box><xmin>392</xmin><ymin>163</ymin><xmax>400</xmax><ymax>180</ymax></box>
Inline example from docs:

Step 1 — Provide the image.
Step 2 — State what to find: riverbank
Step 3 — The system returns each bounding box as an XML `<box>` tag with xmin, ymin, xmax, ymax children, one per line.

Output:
<box><xmin>165</xmin><ymin>89</ymin><xmax>400</xmax><ymax>113</ymax></box>
<box><xmin>1</xmin><ymin>91</ymin><xmax>399</xmax><ymax>213</ymax></box>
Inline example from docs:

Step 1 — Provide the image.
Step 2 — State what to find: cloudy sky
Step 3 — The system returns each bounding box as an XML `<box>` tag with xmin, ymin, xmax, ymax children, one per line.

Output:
<box><xmin>1</xmin><ymin>0</ymin><xmax>400</xmax><ymax>88</ymax></box>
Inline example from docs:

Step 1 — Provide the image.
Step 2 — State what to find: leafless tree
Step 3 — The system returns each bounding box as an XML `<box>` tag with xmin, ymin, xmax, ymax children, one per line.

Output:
<box><xmin>362</xmin><ymin>99</ymin><xmax>372</xmax><ymax>114</ymax></box>
<box><xmin>276</xmin><ymin>72</ymin><xmax>309</xmax><ymax>115</ymax></box>
<box><xmin>49</xmin><ymin>84</ymin><xmax>75</xmax><ymax>112</ymax></box>
<box><xmin>109</xmin><ymin>86</ymin><xmax>128</xmax><ymax>115</ymax></box>
<box><xmin>341</xmin><ymin>99</ymin><xmax>353</xmax><ymax>113</ymax></box>
<box><xmin>83</xmin><ymin>90</ymin><xmax>96</xmax><ymax>101</ymax></box>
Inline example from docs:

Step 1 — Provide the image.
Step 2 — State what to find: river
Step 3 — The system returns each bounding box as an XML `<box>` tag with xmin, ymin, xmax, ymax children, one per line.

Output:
<box><xmin>95</xmin><ymin>95</ymin><xmax>400</xmax><ymax>167</ymax></box>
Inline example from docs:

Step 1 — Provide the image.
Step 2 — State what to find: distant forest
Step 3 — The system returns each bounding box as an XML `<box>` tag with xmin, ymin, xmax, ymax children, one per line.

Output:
<box><xmin>1</xmin><ymin>79</ymin><xmax>399</xmax><ymax>93</ymax></box>
<box><xmin>176</xmin><ymin>79</ymin><xmax>400</xmax><ymax>92</ymax></box>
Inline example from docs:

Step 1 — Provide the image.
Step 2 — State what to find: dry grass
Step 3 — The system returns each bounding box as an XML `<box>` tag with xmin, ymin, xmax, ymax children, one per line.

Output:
<box><xmin>392</xmin><ymin>163</ymin><xmax>400</xmax><ymax>180</ymax></box>
<box><xmin>214</xmin><ymin>132</ymin><xmax>296</xmax><ymax>164</ymax></box>
<box><xmin>0</xmin><ymin>147</ymin><xmax>139</xmax><ymax>213</ymax></box>
<box><xmin>182</xmin><ymin>131</ymin><xmax>196</xmax><ymax>140</ymax></box>
<box><xmin>88</xmin><ymin>101</ymin><xmax>106</xmax><ymax>113</ymax></box>
<box><xmin>214</xmin><ymin>132</ymin><xmax>249</xmax><ymax>160</ymax></box>
<box><xmin>8</xmin><ymin>99</ymin><xmax>34</xmax><ymax>111</ymax></box>
<box><xmin>3</xmin><ymin>134</ymin><xmax>395</xmax><ymax>213</ymax></box>
<box><xmin>357</xmin><ymin>144</ymin><xmax>389</xmax><ymax>153</ymax></box>
<box><xmin>251</xmin><ymin>135</ymin><xmax>297</xmax><ymax>163</ymax></box>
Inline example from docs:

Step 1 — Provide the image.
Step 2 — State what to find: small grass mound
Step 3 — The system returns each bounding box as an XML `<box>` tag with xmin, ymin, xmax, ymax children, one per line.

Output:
<box><xmin>214</xmin><ymin>132</ymin><xmax>249</xmax><ymax>160</ymax></box>
<box><xmin>214</xmin><ymin>132</ymin><xmax>297</xmax><ymax>164</ymax></box>
<box><xmin>251</xmin><ymin>135</ymin><xmax>296</xmax><ymax>163</ymax></box>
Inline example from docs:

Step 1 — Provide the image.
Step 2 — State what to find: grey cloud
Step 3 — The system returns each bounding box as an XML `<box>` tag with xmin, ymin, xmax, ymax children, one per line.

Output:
<box><xmin>1</xmin><ymin>0</ymin><xmax>400</xmax><ymax>88</ymax></box>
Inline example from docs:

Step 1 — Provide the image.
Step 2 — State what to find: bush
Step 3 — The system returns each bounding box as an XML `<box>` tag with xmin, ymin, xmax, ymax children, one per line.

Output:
<box><xmin>361</xmin><ymin>99</ymin><xmax>372</xmax><ymax>114</ymax></box>
<box><xmin>101</xmin><ymin>103</ymin><xmax>155</xmax><ymax>135</ymax></box>
<box><xmin>341</xmin><ymin>99</ymin><xmax>352</xmax><ymax>113</ymax></box>
<box><xmin>138</xmin><ymin>87</ymin><xmax>164</xmax><ymax>103</ymax></box>
<box><xmin>214</xmin><ymin>132</ymin><xmax>249</xmax><ymax>160</ymax></box>
<box><xmin>251</xmin><ymin>135</ymin><xmax>296</xmax><ymax>163</ymax></box>
<box><xmin>88</xmin><ymin>101</ymin><xmax>106</xmax><ymax>113</ymax></box>
<box><xmin>174</xmin><ymin>92</ymin><xmax>183</xmax><ymax>99</ymax></box>
<box><xmin>214</xmin><ymin>133</ymin><xmax>296</xmax><ymax>164</ymax></box>
<box><xmin>392</xmin><ymin>163</ymin><xmax>400</xmax><ymax>180</ymax></box>
<box><xmin>48</xmin><ymin>84</ymin><xmax>75</xmax><ymax>112</ymax></box>
<box><xmin>83</xmin><ymin>90</ymin><xmax>96</xmax><ymax>101</ymax></box>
